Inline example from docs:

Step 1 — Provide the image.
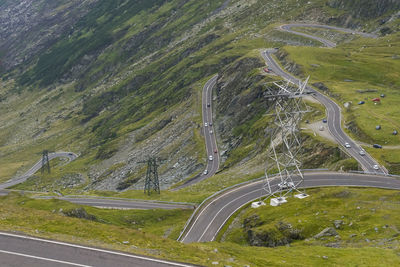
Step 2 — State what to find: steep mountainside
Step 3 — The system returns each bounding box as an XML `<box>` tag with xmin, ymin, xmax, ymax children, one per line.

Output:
<box><xmin>1</xmin><ymin>0</ymin><xmax>399</xmax><ymax>192</ymax></box>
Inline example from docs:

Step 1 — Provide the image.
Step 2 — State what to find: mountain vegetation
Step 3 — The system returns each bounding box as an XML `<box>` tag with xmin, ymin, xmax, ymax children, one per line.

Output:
<box><xmin>1</xmin><ymin>0</ymin><xmax>400</xmax><ymax>266</ymax></box>
<box><xmin>2</xmin><ymin>0</ymin><xmax>398</xmax><ymax>192</ymax></box>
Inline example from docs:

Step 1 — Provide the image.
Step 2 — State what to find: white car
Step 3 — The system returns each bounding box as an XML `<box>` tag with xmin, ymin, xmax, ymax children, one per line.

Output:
<box><xmin>359</xmin><ymin>150</ymin><xmax>366</xmax><ymax>156</ymax></box>
<box><xmin>204</xmin><ymin>122</ymin><xmax>208</xmax><ymax>127</ymax></box>
<box><xmin>278</xmin><ymin>181</ymin><xmax>294</xmax><ymax>190</ymax></box>
<box><xmin>209</xmin><ymin>155</ymin><xmax>213</xmax><ymax>161</ymax></box>
<box><xmin>203</xmin><ymin>170</ymin><xmax>208</xmax><ymax>175</ymax></box>
<box><xmin>373</xmin><ymin>165</ymin><xmax>379</xmax><ymax>170</ymax></box>
<box><xmin>210</xmin><ymin>130</ymin><xmax>213</xmax><ymax>134</ymax></box>
<box><xmin>345</xmin><ymin>142</ymin><xmax>351</xmax><ymax>148</ymax></box>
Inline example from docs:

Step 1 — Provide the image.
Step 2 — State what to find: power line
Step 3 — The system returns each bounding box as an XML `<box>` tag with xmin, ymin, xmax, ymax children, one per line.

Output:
<box><xmin>41</xmin><ymin>150</ymin><xmax>51</xmax><ymax>174</ymax></box>
<box><xmin>263</xmin><ymin>77</ymin><xmax>310</xmax><ymax>205</ymax></box>
<box><xmin>138</xmin><ymin>157</ymin><xmax>164</xmax><ymax>195</ymax></box>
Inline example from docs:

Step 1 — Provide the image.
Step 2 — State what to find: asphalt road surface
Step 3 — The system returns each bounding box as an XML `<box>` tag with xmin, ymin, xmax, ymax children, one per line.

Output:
<box><xmin>35</xmin><ymin>196</ymin><xmax>195</xmax><ymax>210</ymax></box>
<box><xmin>173</xmin><ymin>75</ymin><xmax>220</xmax><ymax>189</ymax></box>
<box><xmin>180</xmin><ymin>172</ymin><xmax>400</xmax><ymax>243</ymax></box>
<box><xmin>279</xmin><ymin>23</ymin><xmax>377</xmax><ymax>48</ymax></box>
<box><xmin>0</xmin><ymin>232</ymin><xmax>196</xmax><ymax>267</ymax></box>
<box><xmin>262</xmin><ymin>24</ymin><xmax>386</xmax><ymax>174</ymax></box>
<box><xmin>0</xmin><ymin>152</ymin><xmax>78</xmax><ymax>190</ymax></box>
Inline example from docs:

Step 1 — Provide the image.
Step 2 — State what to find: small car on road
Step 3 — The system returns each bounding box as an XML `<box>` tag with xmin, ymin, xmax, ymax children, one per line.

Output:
<box><xmin>345</xmin><ymin>142</ymin><xmax>351</xmax><ymax>148</ymax></box>
<box><xmin>207</xmin><ymin>103</ymin><xmax>210</xmax><ymax>107</ymax></box>
<box><xmin>204</xmin><ymin>122</ymin><xmax>208</xmax><ymax>127</ymax></box>
<box><xmin>209</xmin><ymin>155</ymin><xmax>213</xmax><ymax>161</ymax></box>
<box><xmin>373</xmin><ymin>165</ymin><xmax>379</xmax><ymax>170</ymax></box>
<box><xmin>214</xmin><ymin>149</ymin><xmax>218</xmax><ymax>154</ymax></box>
<box><xmin>203</xmin><ymin>170</ymin><xmax>208</xmax><ymax>175</ymax></box>
<box><xmin>209</xmin><ymin>130</ymin><xmax>213</xmax><ymax>134</ymax></box>
<box><xmin>359</xmin><ymin>150</ymin><xmax>366</xmax><ymax>156</ymax></box>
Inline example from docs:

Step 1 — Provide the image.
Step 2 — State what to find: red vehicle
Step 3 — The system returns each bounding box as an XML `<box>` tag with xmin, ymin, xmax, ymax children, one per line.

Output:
<box><xmin>372</xmin><ymin>98</ymin><xmax>380</xmax><ymax>102</ymax></box>
<box><xmin>214</xmin><ymin>149</ymin><xmax>218</xmax><ymax>154</ymax></box>
<box><xmin>263</xmin><ymin>67</ymin><xmax>270</xmax><ymax>73</ymax></box>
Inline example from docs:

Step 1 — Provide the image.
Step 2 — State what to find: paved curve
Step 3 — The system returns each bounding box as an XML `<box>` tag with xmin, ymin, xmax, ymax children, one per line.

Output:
<box><xmin>279</xmin><ymin>23</ymin><xmax>377</xmax><ymax>48</ymax></box>
<box><xmin>180</xmin><ymin>172</ymin><xmax>400</xmax><ymax>243</ymax></box>
<box><xmin>0</xmin><ymin>232</ymin><xmax>196</xmax><ymax>267</ymax></box>
<box><xmin>180</xmin><ymin>23</ymin><xmax>389</xmax><ymax>243</ymax></box>
<box><xmin>0</xmin><ymin>152</ymin><xmax>78</xmax><ymax>190</ymax></box>
<box><xmin>173</xmin><ymin>75</ymin><xmax>220</xmax><ymax>190</ymax></box>
<box><xmin>263</xmin><ymin>24</ymin><xmax>385</xmax><ymax>174</ymax></box>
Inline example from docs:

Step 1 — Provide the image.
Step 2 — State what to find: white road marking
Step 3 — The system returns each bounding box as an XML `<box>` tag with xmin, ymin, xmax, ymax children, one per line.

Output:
<box><xmin>181</xmin><ymin>179</ymin><xmax>264</xmax><ymax>242</ymax></box>
<box><xmin>0</xmin><ymin>232</ymin><xmax>194</xmax><ymax>267</ymax></box>
<box><xmin>198</xmin><ymin>188</ymin><xmax>263</xmax><ymax>242</ymax></box>
<box><xmin>0</xmin><ymin>249</ymin><xmax>92</xmax><ymax>267</ymax></box>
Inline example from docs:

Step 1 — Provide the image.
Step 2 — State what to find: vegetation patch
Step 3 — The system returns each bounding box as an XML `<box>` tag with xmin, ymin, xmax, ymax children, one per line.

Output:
<box><xmin>224</xmin><ymin>187</ymin><xmax>400</xmax><ymax>251</ymax></box>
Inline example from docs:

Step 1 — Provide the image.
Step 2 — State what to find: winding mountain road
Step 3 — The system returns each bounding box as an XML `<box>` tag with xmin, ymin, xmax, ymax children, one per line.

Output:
<box><xmin>35</xmin><ymin>196</ymin><xmax>195</xmax><ymax>210</ymax></box>
<box><xmin>180</xmin><ymin>172</ymin><xmax>400</xmax><ymax>243</ymax></box>
<box><xmin>0</xmin><ymin>152</ymin><xmax>78</xmax><ymax>190</ymax></box>
<box><xmin>173</xmin><ymin>75</ymin><xmax>220</xmax><ymax>190</ymax></box>
<box><xmin>180</xmin><ymin>24</ymin><xmax>391</xmax><ymax>243</ymax></box>
<box><xmin>264</xmin><ymin>24</ymin><xmax>386</xmax><ymax>174</ymax></box>
<box><xmin>1</xmin><ymin>22</ymin><xmax>395</xmax><ymax>267</ymax></box>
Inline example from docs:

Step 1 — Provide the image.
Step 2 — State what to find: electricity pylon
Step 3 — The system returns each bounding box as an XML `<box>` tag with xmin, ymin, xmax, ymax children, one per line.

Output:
<box><xmin>41</xmin><ymin>150</ymin><xmax>51</xmax><ymax>174</ymax></box>
<box><xmin>263</xmin><ymin>77</ymin><xmax>310</xmax><ymax>203</ymax></box>
<box><xmin>138</xmin><ymin>157</ymin><xmax>164</xmax><ymax>195</ymax></box>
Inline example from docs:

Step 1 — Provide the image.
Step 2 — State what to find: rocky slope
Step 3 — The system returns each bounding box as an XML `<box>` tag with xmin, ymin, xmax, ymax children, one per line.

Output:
<box><xmin>1</xmin><ymin>0</ymin><xmax>399</xmax><ymax>192</ymax></box>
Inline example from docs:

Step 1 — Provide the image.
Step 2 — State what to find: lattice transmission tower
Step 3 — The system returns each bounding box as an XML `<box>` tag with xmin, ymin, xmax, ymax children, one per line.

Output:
<box><xmin>138</xmin><ymin>157</ymin><xmax>164</xmax><ymax>195</ymax></box>
<box><xmin>41</xmin><ymin>150</ymin><xmax>51</xmax><ymax>174</ymax></box>
<box><xmin>263</xmin><ymin>77</ymin><xmax>310</xmax><ymax>206</ymax></box>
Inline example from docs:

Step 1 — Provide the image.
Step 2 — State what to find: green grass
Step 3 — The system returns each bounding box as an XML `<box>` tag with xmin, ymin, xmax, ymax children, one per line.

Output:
<box><xmin>2</xmin><ymin>189</ymin><xmax>400</xmax><ymax>266</ymax></box>
<box><xmin>282</xmin><ymin>34</ymin><xmax>400</xmax><ymax>145</ymax></box>
<box><xmin>281</xmin><ymin>30</ymin><xmax>400</xmax><ymax>173</ymax></box>
<box><xmin>224</xmin><ymin>187</ymin><xmax>400</xmax><ymax>252</ymax></box>
<box><xmin>19</xmin><ymin>196</ymin><xmax>192</xmax><ymax>240</ymax></box>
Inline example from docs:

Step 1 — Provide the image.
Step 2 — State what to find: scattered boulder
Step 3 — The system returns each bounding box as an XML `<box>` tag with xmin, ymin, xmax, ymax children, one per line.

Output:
<box><xmin>62</xmin><ymin>207</ymin><xmax>97</xmax><ymax>221</ymax></box>
<box><xmin>247</xmin><ymin>221</ymin><xmax>304</xmax><ymax>247</ymax></box>
<box><xmin>325</xmin><ymin>242</ymin><xmax>340</xmax><ymax>248</ymax></box>
<box><xmin>312</xmin><ymin>82</ymin><xmax>329</xmax><ymax>92</ymax></box>
<box><xmin>243</xmin><ymin>214</ymin><xmax>262</xmax><ymax>230</ymax></box>
<box><xmin>314</xmin><ymin>227</ymin><xmax>338</xmax><ymax>239</ymax></box>
<box><xmin>333</xmin><ymin>220</ymin><xmax>344</xmax><ymax>229</ymax></box>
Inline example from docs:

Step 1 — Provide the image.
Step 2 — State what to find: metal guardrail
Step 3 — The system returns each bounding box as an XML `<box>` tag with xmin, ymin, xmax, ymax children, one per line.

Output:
<box><xmin>348</xmin><ymin>170</ymin><xmax>400</xmax><ymax>178</ymax></box>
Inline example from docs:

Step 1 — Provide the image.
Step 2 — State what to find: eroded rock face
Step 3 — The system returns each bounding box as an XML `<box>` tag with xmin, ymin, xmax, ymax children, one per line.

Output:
<box><xmin>247</xmin><ymin>221</ymin><xmax>304</xmax><ymax>247</ymax></box>
<box><xmin>214</xmin><ymin>57</ymin><xmax>271</xmax><ymax>165</ymax></box>
<box><xmin>0</xmin><ymin>0</ymin><xmax>97</xmax><ymax>70</ymax></box>
<box><xmin>61</xmin><ymin>207</ymin><xmax>96</xmax><ymax>221</ymax></box>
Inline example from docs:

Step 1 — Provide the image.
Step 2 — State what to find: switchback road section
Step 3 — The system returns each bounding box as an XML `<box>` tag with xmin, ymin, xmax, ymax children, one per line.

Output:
<box><xmin>0</xmin><ymin>152</ymin><xmax>78</xmax><ymax>190</ymax></box>
<box><xmin>174</xmin><ymin>75</ymin><xmax>220</xmax><ymax>190</ymax></box>
<box><xmin>180</xmin><ymin>172</ymin><xmax>400</xmax><ymax>243</ymax></box>
<box><xmin>263</xmin><ymin>24</ymin><xmax>385</xmax><ymax>174</ymax></box>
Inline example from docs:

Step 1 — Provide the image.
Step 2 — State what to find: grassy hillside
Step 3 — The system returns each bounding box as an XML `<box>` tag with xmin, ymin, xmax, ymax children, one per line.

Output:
<box><xmin>222</xmin><ymin>187</ymin><xmax>400</xmax><ymax>264</ymax></box>
<box><xmin>2</xmin><ymin>189</ymin><xmax>400</xmax><ymax>266</ymax></box>
<box><xmin>0</xmin><ymin>0</ymin><xmax>399</xmax><ymax>190</ymax></box>
<box><xmin>281</xmin><ymin>29</ymin><xmax>400</xmax><ymax>173</ymax></box>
